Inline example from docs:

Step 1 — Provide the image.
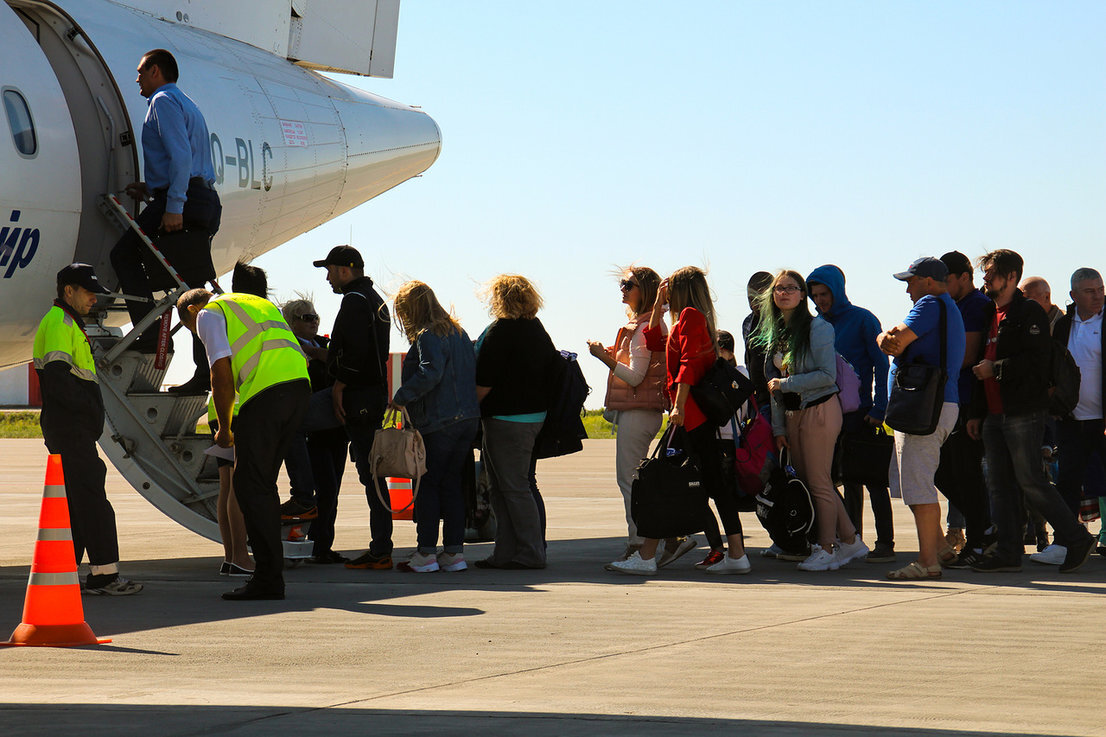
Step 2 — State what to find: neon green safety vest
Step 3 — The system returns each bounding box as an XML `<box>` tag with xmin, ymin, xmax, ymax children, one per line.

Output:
<box><xmin>203</xmin><ymin>293</ymin><xmax>308</xmax><ymax>407</ymax></box>
<box><xmin>32</xmin><ymin>305</ymin><xmax>97</xmax><ymax>383</ymax></box>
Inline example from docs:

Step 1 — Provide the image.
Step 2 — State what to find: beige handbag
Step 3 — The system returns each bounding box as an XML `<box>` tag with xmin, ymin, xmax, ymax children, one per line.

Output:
<box><xmin>369</xmin><ymin>407</ymin><xmax>427</xmax><ymax>514</ymax></box>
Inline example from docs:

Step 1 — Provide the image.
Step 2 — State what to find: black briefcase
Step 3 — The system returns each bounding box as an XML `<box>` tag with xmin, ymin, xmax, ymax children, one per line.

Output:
<box><xmin>630</xmin><ymin>427</ymin><xmax>708</xmax><ymax>539</ymax></box>
<box><xmin>833</xmin><ymin>425</ymin><xmax>893</xmax><ymax>488</ymax></box>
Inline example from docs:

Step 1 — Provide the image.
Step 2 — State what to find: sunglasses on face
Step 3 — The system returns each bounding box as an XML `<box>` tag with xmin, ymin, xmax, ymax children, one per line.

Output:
<box><xmin>619</xmin><ymin>280</ymin><xmax>639</xmax><ymax>292</ymax></box>
<box><xmin>298</xmin><ymin>313</ymin><xmax>319</xmax><ymax>321</ymax></box>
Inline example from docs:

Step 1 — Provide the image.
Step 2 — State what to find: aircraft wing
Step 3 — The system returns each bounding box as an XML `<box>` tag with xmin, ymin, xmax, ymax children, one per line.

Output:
<box><xmin>106</xmin><ymin>0</ymin><xmax>400</xmax><ymax>78</ymax></box>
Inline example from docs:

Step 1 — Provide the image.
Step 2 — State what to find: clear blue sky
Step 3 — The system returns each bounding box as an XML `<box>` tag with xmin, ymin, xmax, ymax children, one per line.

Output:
<box><xmin>237</xmin><ymin>0</ymin><xmax>1105</xmax><ymax>406</ymax></box>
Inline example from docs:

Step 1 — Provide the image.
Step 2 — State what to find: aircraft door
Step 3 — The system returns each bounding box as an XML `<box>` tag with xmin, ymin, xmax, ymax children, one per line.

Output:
<box><xmin>8</xmin><ymin>1</ymin><xmax>138</xmax><ymax>285</ymax></box>
<box><xmin>0</xmin><ymin>2</ymin><xmax>82</xmax><ymax>368</ymax></box>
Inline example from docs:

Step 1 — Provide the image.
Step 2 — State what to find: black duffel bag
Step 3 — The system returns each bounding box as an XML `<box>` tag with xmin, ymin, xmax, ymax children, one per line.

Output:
<box><xmin>630</xmin><ymin>426</ymin><xmax>708</xmax><ymax>539</ymax></box>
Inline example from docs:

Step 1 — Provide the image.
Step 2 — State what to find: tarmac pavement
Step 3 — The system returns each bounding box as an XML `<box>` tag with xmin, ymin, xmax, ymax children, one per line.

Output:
<box><xmin>0</xmin><ymin>438</ymin><xmax>1103</xmax><ymax>737</ymax></box>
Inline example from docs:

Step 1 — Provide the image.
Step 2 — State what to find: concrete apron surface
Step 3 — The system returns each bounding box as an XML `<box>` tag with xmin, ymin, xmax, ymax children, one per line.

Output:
<box><xmin>0</xmin><ymin>438</ymin><xmax>1103</xmax><ymax>737</ymax></box>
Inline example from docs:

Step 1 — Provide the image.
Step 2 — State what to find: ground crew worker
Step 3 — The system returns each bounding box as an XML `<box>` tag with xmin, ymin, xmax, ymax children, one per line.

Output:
<box><xmin>177</xmin><ymin>288</ymin><xmax>310</xmax><ymax>600</ymax></box>
<box><xmin>34</xmin><ymin>264</ymin><xmax>143</xmax><ymax>596</ymax></box>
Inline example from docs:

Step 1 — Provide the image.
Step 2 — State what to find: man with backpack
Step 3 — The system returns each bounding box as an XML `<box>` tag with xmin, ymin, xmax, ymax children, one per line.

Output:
<box><xmin>806</xmin><ymin>265</ymin><xmax>894</xmax><ymax>562</ymax></box>
<box><xmin>1047</xmin><ymin>267</ymin><xmax>1106</xmax><ymax>561</ymax></box>
<box><xmin>966</xmin><ymin>250</ymin><xmax>1096</xmax><ymax>573</ymax></box>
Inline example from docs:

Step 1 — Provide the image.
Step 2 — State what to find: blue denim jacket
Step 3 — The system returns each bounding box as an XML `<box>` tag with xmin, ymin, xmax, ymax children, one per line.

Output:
<box><xmin>767</xmin><ymin>316</ymin><xmax>839</xmax><ymax>435</ymax></box>
<box><xmin>393</xmin><ymin>328</ymin><xmax>480</xmax><ymax>434</ymax></box>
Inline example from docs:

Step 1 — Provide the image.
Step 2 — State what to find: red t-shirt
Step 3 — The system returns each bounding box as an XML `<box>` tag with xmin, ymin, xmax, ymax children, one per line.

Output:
<box><xmin>983</xmin><ymin>304</ymin><xmax>1008</xmax><ymax>414</ymax></box>
<box><xmin>643</xmin><ymin>307</ymin><xmax>715</xmax><ymax>430</ymax></box>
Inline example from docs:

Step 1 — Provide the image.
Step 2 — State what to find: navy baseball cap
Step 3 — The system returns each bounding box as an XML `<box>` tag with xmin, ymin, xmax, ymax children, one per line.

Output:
<box><xmin>313</xmin><ymin>245</ymin><xmax>364</xmax><ymax>269</ymax></box>
<box><xmin>893</xmin><ymin>257</ymin><xmax>948</xmax><ymax>282</ymax></box>
<box><xmin>57</xmin><ymin>263</ymin><xmax>110</xmax><ymax>294</ymax></box>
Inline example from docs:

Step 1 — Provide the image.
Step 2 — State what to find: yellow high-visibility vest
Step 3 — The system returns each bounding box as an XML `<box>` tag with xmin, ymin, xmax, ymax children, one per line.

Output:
<box><xmin>203</xmin><ymin>293</ymin><xmax>308</xmax><ymax>407</ymax></box>
<box><xmin>32</xmin><ymin>305</ymin><xmax>97</xmax><ymax>383</ymax></box>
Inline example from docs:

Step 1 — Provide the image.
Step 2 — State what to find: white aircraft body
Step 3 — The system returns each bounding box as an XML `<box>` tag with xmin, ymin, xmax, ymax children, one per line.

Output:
<box><xmin>0</xmin><ymin>0</ymin><xmax>440</xmax><ymax>543</ymax></box>
<box><xmin>1</xmin><ymin>0</ymin><xmax>440</xmax><ymax>368</ymax></box>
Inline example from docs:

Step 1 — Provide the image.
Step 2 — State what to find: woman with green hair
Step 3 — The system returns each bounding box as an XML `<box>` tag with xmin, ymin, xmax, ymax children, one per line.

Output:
<box><xmin>753</xmin><ymin>269</ymin><xmax>867</xmax><ymax>572</ymax></box>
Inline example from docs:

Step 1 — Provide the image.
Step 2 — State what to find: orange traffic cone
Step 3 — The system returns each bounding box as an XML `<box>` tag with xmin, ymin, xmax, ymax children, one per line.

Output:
<box><xmin>2</xmin><ymin>454</ymin><xmax>110</xmax><ymax>647</ymax></box>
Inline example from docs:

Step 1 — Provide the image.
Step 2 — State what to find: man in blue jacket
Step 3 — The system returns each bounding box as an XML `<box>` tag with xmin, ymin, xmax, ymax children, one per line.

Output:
<box><xmin>806</xmin><ymin>265</ymin><xmax>894</xmax><ymax>561</ymax></box>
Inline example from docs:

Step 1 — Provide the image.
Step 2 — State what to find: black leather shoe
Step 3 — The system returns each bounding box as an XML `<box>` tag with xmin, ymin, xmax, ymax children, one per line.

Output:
<box><xmin>222</xmin><ymin>584</ymin><xmax>284</xmax><ymax>601</ymax></box>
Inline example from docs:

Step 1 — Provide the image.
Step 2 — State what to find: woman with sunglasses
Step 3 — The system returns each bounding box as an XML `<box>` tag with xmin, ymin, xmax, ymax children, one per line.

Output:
<box><xmin>608</xmin><ymin>266</ymin><xmax>750</xmax><ymax>576</ymax></box>
<box><xmin>280</xmin><ymin>296</ymin><xmax>350</xmax><ymax>565</ymax></box>
<box><xmin>752</xmin><ymin>270</ymin><xmax>868</xmax><ymax>571</ymax></box>
<box><xmin>588</xmin><ymin>267</ymin><xmax>697</xmax><ymax>566</ymax></box>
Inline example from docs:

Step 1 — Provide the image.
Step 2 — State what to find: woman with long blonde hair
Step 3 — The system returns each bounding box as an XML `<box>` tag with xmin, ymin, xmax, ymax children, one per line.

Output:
<box><xmin>473</xmin><ymin>274</ymin><xmax>559</xmax><ymax>569</ymax></box>
<box><xmin>389</xmin><ymin>281</ymin><xmax>480</xmax><ymax>572</ymax></box>
<box><xmin>609</xmin><ymin>266</ymin><xmax>750</xmax><ymax>576</ymax></box>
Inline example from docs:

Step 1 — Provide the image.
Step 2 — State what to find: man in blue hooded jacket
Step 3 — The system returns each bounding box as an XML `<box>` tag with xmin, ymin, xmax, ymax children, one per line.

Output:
<box><xmin>806</xmin><ymin>265</ymin><xmax>895</xmax><ymax>561</ymax></box>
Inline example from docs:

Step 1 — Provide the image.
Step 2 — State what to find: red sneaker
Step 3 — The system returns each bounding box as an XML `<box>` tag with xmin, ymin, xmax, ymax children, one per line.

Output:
<box><xmin>694</xmin><ymin>549</ymin><xmax>725</xmax><ymax>570</ymax></box>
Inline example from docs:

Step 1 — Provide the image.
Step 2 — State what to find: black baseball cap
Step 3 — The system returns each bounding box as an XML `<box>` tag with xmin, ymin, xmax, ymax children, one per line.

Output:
<box><xmin>312</xmin><ymin>245</ymin><xmax>363</xmax><ymax>269</ymax></box>
<box><xmin>939</xmin><ymin>251</ymin><xmax>973</xmax><ymax>276</ymax></box>
<box><xmin>57</xmin><ymin>263</ymin><xmax>110</xmax><ymax>294</ymax></box>
<box><xmin>893</xmin><ymin>257</ymin><xmax>948</xmax><ymax>282</ymax></box>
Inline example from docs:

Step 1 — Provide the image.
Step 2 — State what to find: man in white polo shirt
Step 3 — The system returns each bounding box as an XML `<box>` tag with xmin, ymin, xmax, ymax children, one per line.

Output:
<box><xmin>1044</xmin><ymin>267</ymin><xmax>1106</xmax><ymax>562</ymax></box>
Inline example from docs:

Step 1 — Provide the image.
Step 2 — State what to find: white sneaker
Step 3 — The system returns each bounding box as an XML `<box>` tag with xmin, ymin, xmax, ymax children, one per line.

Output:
<box><xmin>706</xmin><ymin>553</ymin><xmax>752</xmax><ymax>575</ymax></box>
<box><xmin>402</xmin><ymin>551</ymin><xmax>440</xmax><ymax>573</ymax></box>
<box><xmin>437</xmin><ymin>551</ymin><xmax>467</xmax><ymax>572</ymax></box>
<box><xmin>761</xmin><ymin>544</ymin><xmax>783</xmax><ymax>558</ymax></box>
<box><xmin>608</xmin><ymin>551</ymin><xmax>658</xmax><ymax>576</ymax></box>
<box><xmin>834</xmin><ymin>537</ymin><xmax>869</xmax><ymax>569</ymax></box>
<box><xmin>797</xmin><ymin>545</ymin><xmax>836</xmax><ymax>572</ymax></box>
<box><xmin>1029</xmin><ymin>544</ymin><xmax>1066</xmax><ymax>566</ymax></box>
<box><xmin>656</xmin><ymin>537</ymin><xmax>697</xmax><ymax>568</ymax></box>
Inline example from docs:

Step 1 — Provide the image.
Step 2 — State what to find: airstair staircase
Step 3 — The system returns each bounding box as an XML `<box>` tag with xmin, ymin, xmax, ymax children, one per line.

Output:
<box><xmin>88</xmin><ymin>193</ymin><xmax>221</xmax><ymax>541</ymax></box>
<box><xmin>85</xmin><ymin>194</ymin><xmax>315</xmax><ymax>559</ymax></box>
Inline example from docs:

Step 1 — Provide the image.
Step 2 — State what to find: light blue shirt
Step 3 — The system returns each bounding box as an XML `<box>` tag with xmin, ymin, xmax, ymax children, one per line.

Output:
<box><xmin>142</xmin><ymin>83</ymin><xmax>215</xmax><ymax>214</ymax></box>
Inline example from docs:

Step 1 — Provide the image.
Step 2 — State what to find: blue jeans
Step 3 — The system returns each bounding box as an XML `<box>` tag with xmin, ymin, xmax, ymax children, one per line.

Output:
<box><xmin>982</xmin><ymin>411</ymin><xmax>1087</xmax><ymax>559</ymax></box>
<box><xmin>416</xmin><ymin>418</ymin><xmax>479</xmax><ymax>553</ymax></box>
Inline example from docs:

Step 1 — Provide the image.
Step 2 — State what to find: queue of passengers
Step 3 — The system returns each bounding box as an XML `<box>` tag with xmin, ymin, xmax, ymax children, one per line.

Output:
<box><xmin>201</xmin><ymin>245</ymin><xmax>1104</xmax><ymax>592</ymax></box>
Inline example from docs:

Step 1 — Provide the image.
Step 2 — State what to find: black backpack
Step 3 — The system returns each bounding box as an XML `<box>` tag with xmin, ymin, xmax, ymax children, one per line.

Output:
<box><xmin>755</xmin><ymin>449</ymin><xmax>815</xmax><ymax>553</ymax></box>
<box><xmin>1048</xmin><ymin>340</ymin><xmax>1081</xmax><ymax>419</ymax></box>
<box><xmin>534</xmin><ymin>349</ymin><xmax>590</xmax><ymax>459</ymax></box>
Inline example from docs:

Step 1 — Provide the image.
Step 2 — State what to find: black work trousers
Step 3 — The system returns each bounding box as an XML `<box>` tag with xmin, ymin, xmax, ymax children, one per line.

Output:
<box><xmin>42</xmin><ymin>429</ymin><xmax>118</xmax><ymax>567</ymax></box>
<box><xmin>934</xmin><ymin>408</ymin><xmax>993</xmax><ymax>550</ymax></box>
<box><xmin>232</xmin><ymin>380</ymin><xmax>311</xmax><ymax>590</ymax></box>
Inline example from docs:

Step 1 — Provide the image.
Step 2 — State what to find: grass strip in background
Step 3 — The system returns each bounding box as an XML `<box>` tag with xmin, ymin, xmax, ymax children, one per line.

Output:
<box><xmin>0</xmin><ymin>410</ymin><xmax>42</xmax><ymax>439</ymax></box>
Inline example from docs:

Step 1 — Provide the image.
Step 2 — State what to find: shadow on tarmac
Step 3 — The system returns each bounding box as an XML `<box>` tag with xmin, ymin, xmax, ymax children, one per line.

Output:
<box><xmin>2</xmin><ymin>535</ymin><xmax>1103</xmax><ymax>639</ymax></box>
<box><xmin>0</xmin><ymin>705</ymin><xmax>1082</xmax><ymax>737</ymax></box>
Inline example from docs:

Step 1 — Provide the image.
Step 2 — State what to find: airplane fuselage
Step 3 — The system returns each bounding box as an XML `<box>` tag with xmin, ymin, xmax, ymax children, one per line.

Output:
<box><xmin>1</xmin><ymin>0</ymin><xmax>440</xmax><ymax>367</ymax></box>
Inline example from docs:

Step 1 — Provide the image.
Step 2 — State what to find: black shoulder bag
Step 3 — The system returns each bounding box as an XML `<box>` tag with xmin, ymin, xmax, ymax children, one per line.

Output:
<box><xmin>884</xmin><ymin>298</ymin><xmax>947</xmax><ymax>436</ymax></box>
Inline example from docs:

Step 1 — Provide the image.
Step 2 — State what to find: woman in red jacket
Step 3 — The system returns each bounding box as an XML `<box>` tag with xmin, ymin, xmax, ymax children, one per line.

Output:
<box><xmin>609</xmin><ymin>266</ymin><xmax>750</xmax><ymax>576</ymax></box>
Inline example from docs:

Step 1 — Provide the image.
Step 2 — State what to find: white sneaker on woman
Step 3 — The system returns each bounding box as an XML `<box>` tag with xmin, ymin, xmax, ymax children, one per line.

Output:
<box><xmin>833</xmin><ymin>537</ymin><xmax>869</xmax><ymax>569</ymax></box>
<box><xmin>706</xmin><ymin>553</ymin><xmax>751</xmax><ymax>575</ymax></box>
<box><xmin>797</xmin><ymin>545</ymin><xmax>837</xmax><ymax>572</ymax></box>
